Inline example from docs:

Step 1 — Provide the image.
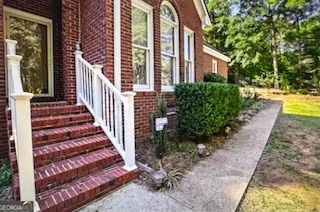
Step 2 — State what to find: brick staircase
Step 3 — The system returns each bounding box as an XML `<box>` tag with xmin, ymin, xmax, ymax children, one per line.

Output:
<box><xmin>7</xmin><ymin>102</ymin><xmax>138</xmax><ymax>212</ymax></box>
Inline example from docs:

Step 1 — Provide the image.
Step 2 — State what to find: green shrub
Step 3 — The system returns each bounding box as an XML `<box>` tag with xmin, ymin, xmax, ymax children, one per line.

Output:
<box><xmin>243</xmin><ymin>98</ymin><xmax>256</xmax><ymax>108</ymax></box>
<box><xmin>297</xmin><ymin>88</ymin><xmax>308</xmax><ymax>95</ymax></box>
<box><xmin>175</xmin><ymin>82</ymin><xmax>242</xmax><ymax>141</ymax></box>
<box><xmin>203</xmin><ymin>72</ymin><xmax>226</xmax><ymax>83</ymax></box>
<box><xmin>150</xmin><ymin>93</ymin><xmax>167</xmax><ymax>159</ymax></box>
<box><xmin>0</xmin><ymin>159</ymin><xmax>11</xmax><ymax>187</ymax></box>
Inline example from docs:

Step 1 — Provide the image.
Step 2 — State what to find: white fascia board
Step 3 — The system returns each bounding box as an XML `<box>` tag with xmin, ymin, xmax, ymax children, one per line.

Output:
<box><xmin>193</xmin><ymin>0</ymin><xmax>212</xmax><ymax>28</ymax></box>
<box><xmin>203</xmin><ymin>45</ymin><xmax>231</xmax><ymax>62</ymax></box>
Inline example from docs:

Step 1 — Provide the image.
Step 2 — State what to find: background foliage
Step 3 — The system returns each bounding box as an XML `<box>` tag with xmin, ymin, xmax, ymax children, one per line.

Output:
<box><xmin>205</xmin><ymin>0</ymin><xmax>320</xmax><ymax>91</ymax></box>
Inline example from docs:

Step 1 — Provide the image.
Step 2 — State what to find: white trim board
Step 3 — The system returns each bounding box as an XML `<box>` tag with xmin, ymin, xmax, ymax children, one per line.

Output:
<box><xmin>203</xmin><ymin>45</ymin><xmax>231</xmax><ymax>62</ymax></box>
<box><xmin>193</xmin><ymin>0</ymin><xmax>211</xmax><ymax>28</ymax></box>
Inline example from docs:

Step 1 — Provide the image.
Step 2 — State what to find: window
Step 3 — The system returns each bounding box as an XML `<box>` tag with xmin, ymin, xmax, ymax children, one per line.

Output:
<box><xmin>160</xmin><ymin>1</ymin><xmax>179</xmax><ymax>91</ymax></box>
<box><xmin>212</xmin><ymin>59</ymin><xmax>218</xmax><ymax>73</ymax></box>
<box><xmin>132</xmin><ymin>1</ymin><xmax>154</xmax><ymax>91</ymax></box>
<box><xmin>184</xmin><ymin>27</ymin><xmax>194</xmax><ymax>83</ymax></box>
<box><xmin>4</xmin><ymin>7</ymin><xmax>54</xmax><ymax>96</ymax></box>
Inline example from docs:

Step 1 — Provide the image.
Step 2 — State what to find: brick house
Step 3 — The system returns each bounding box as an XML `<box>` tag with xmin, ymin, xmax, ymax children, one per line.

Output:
<box><xmin>203</xmin><ymin>45</ymin><xmax>231</xmax><ymax>80</ymax></box>
<box><xmin>0</xmin><ymin>0</ymin><xmax>213</xmax><ymax>211</ymax></box>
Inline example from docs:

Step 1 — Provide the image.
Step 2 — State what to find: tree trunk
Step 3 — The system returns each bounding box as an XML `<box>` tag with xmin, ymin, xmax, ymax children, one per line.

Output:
<box><xmin>271</xmin><ymin>26</ymin><xmax>279</xmax><ymax>89</ymax></box>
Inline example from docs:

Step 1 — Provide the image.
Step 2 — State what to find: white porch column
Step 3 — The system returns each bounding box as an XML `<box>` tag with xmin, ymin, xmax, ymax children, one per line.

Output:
<box><xmin>11</xmin><ymin>93</ymin><xmax>37</xmax><ymax>201</ymax></box>
<box><xmin>114</xmin><ymin>0</ymin><xmax>121</xmax><ymax>90</ymax></box>
<box><xmin>122</xmin><ymin>91</ymin><xmax>137</xmax><ymax>171</ymax></box>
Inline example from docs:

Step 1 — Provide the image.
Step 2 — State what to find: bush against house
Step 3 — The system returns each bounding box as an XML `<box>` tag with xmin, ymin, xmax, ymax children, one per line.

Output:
<box><xmin>175</xmin><ymin>82</ymin><xmax>242</xmax><ymax>141</ymax></box>
<box><xmin>203</xmin><ymin>72</ymin><xmax>227</xmax><ymax>83</ymax></box>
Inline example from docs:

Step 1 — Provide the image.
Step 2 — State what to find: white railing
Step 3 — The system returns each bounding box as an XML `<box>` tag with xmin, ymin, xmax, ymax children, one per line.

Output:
<box><xmin>6</xmin><ymin>40</ymin><xmax>39</xmax><ymax>211</ymax></box>
<box><xmin>75</xmin><ymin>50</ymin><xmax>137</xmax><ymax>171</ymax></box>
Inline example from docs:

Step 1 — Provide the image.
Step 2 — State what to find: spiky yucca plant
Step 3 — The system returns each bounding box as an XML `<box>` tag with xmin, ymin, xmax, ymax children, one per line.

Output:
<box><xmin>163</xmin><ymin>169</ymin><xmax>183</xmax><ymax>190</ymax></box>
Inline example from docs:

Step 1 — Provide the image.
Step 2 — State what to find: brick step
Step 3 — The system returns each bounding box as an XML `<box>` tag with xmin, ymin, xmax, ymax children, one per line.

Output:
<box><xmin>9</xmin><ymin>134</ymin><xmax>111</xmax><ymax>173</ymax></box>
<box><xmin>6</xmin><ymin>113</ymin><xmax>94</xmax><ymax>135</ymax></box>
<box><xmin>31</xmin><ymin>113</ymin><xmax>94</xmax><ymax>131</ymax></box>
<box><xmin>37</xmin><ymin>164</ymin><xmax>139</xmax><ymax>212</ymax></box>
<box><xmin>31</xmin><ymin>101</ymin><xmax>69</xmax><ymax>108</ymax></box>
<box><xmin>31</xmin><ymin>105</ymin><xmax>87</xmax><ymax>118</ymax></box>
<box><xmin>6</xmin><ymin>102</ymin><xmax>79</xmax><ymax>121</ymax></box>
<box><xmin>32</xmin><ymin>123</ymin><xmax>102</xmax><ymax>147</ymax></box>
<box><xmin>13</xmin><ymin>148</ymin><xmax>122</xmax><ymax>196</ymax></box>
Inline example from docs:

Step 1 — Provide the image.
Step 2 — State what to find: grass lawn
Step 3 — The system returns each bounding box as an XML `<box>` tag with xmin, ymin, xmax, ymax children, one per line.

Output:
<box><xmin>238</xmin><ymin>93</ymin><xmax>320</xmax><ymax>212</ymax></box>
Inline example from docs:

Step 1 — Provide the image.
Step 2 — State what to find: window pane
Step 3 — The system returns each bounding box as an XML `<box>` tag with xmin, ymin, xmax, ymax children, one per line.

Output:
<box><xmin>161</xmin><ymin>21</ymin><xmax>174</xmax><ymax>54</ymax></box>
<box><xmin>161</xmin><ymin>55</ymin><xmax>174</xmax><ymax>86</ymax></box>
<box><xmin>9</xmin><ymin>16</ymin><xmax>48</xmax><ymax>94</ymax></box>
<box><xmin>212</xmin><ymin>60</ymin><xmax>217</xmax><ymax>73</ymax></box>
<box><xmin>133</xmin><ymin>47</ymin><xmax>147</xmax><ymax>85</ymax></box>
<box><xmin>160</xmin><ymin>5</ymin><xmax>175</xmax><ymax>22</ymax></box>
<box><xmin>185</xmin><ymin>61</ymin><xmax>190</xmax><ymax>82</ymax></box>
<box><xmin>185</xmin><ymin>33</ymin><xmax>192</xmax><ymax>60</ymax></box>
<box><xmin>132</xmin><ymin>7</ymin><xmax>148</xmax><ymax>47</ymax></box>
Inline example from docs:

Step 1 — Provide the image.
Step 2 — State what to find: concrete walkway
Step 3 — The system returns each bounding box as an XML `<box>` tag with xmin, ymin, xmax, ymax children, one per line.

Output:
<box><xmin>79</xmin><ymin>101</ymin><xmax>282</xmax><ymax>212</ymax></box>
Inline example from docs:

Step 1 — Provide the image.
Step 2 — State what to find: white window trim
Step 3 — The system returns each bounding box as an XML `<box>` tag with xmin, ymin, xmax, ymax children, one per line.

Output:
<box><xmin>4</xmin><ymin>6</ymin><xmax>54</xmax><ymax>97</ymax></box>
<box><xmin>212</xmin><ymin>59</ymin><xmax>218</xmax><ymax>73</ymax></box>
<box><xmin>132</xmin><ymin>0</ymin><xmax>154</xmax><ymax>92</ymax></box>
<box><xmin>184</xmin><ymin>27</ymin><xmax>195</xmax><ymax>83</ymax></box>
<box><xmin>161</xmin><ymin>1</ymin><xmax>179</xmax><ymax>92</ymax></box>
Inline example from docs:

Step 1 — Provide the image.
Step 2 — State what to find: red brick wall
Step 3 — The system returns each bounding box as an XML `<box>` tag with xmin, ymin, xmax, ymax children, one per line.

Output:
<box><xmin>117</xmin><ymin>0</ymin><xmax>204</xmax><ymax>140</ymax></box>
<box><xmin>0</xmin><ymin>0</ymin><xmax>7</xmax><ymax>158</ymax></box>
<box><xmin>0</xmin><ymin>0</ymin><xmax>64</xmax><ymax>158</ymax></box>
<box><xmin>80</xmin><ymin>0</ymin><xmax>106</xmax><ymax>66</ymax></box>
<box><xmin>203</xmin><ymin>52</ymin><xmax>229</xmax><ymax>80</ymax></box>
<box><xmin>62</xmin><ymin>0</ymin><xmax>80</xmax><ymax>103</ymax></box>
<box><xmin>68</xmin><ymin>0</ymin><xmax>205</xmax><ymax>140</ymax></box>
<box><xmin>4</xmin><ymin>0</ymin><xmax>64</xmax><ymax>102</ymax></box>
<box><xmin>0</xmin><ymin>0</ymin><xmax>208</xmax><ymax>155</ymax></box>
<box><xmin>80</xmin><ymin>0</ymin><xmax>115</xmax><ymax>81</ymax></box>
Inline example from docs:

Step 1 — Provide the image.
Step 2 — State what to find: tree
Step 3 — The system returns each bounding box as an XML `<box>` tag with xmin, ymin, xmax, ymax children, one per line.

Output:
<box><xmin>204</xmin><ymin>0</ymin><xmax>320</xmax><ymax>89</ymax></box>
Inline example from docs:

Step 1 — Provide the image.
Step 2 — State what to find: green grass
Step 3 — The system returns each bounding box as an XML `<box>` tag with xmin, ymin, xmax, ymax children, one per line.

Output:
<box><xmin>239</xmin><ymin>186</ymin><xmax>319</xmax><ymax>212</ymax></box>
<box><xmin>239</xmin><ymin>94</ymin><xmax>320</xmax><ymax>212</ymax></box>
<box><xmin>282</xmin><ymin>163</ymin><xmax>300</xmax><ymax>174</ymax></box>
<box><xmin>282</xmin><ymin>98</ymin><xmax>320</xmax><ymax>117</ymax></box>
<box><xmin>282</xmin><ymin>96</ymin><xmax>320</xmax><ymax>132</ymax></box>
<box><xmin>265</xmin><ymin>139</ymin><xmax>289</xmax><ymax>153</ymax></box>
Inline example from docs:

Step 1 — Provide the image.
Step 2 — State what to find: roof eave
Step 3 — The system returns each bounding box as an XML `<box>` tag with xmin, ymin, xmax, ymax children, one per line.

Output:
<box><xmin>203</xmin><ymin>45</ymin><xmax>231</xmax><ymax>62</ymax></box>
<box><xmin>193</xmin><ymin>0</ymin><xmax>212</xmax><ymax>28</ymax></box>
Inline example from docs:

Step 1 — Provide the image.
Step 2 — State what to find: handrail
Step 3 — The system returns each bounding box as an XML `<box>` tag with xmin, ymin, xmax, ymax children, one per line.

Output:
<box><xmin>75</xmin><ymin>50</ymin><xmax>137</xmax><ymax>171</ymax></box>
<box><xmin>5</xmin><ymin>39</ymin><xmax>39</xmax><ymax>211</ymax></box>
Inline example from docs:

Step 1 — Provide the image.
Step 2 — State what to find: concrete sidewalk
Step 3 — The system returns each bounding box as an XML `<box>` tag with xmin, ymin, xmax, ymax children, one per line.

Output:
<box><xmin>79</xmin><ymin>101</ymin><xmax>282</xmax><ymax>212</ymax></box>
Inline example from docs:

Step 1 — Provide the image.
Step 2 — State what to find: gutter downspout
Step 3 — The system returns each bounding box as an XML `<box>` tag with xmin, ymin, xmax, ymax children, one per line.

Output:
<box><xmin>114</xmin><ymin>0</ymin><xmax>121</xmax><ymax>90</ymax></box>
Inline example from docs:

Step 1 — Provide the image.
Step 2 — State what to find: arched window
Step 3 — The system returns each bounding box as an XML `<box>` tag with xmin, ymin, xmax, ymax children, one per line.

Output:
<box><xmin>160</xmin><ymin>1</ymin><xmax>179</xmax><ymax>91</ymax></box>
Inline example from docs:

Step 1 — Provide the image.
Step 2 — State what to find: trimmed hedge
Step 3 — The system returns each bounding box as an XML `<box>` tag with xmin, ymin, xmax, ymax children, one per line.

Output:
<box><xmin>175</xmin><ymin>82</ymin><xmax>242</xmax><ymax>141</ymax></box>
<box><xmin>203</xmin><ymin>72</ymin><xmax>227</xmax><ymax>83</ymax></box>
